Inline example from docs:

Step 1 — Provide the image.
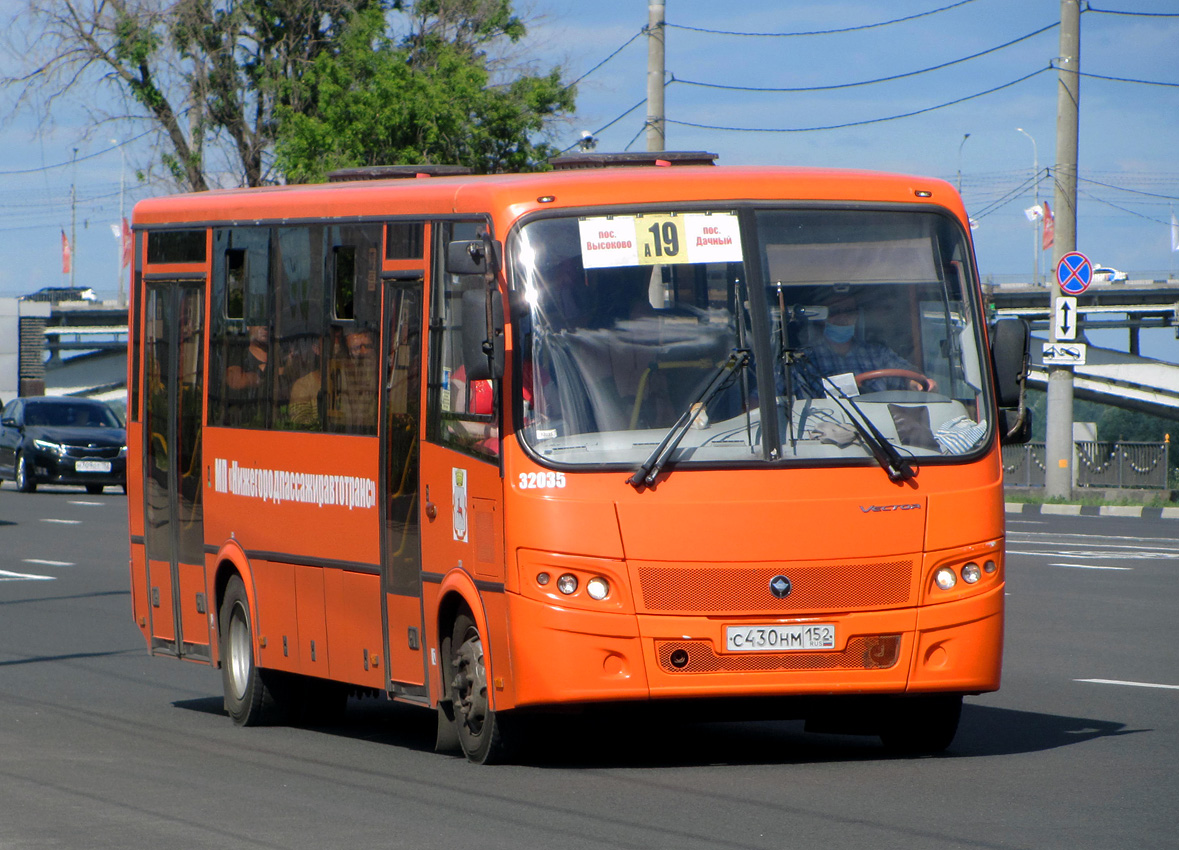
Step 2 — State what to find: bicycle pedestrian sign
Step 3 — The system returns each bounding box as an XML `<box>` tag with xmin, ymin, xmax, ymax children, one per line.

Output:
<box><xmin>1056</xmin><ymin>251</ymin><xmax>1093</xmax><ymax>295</ymax></box>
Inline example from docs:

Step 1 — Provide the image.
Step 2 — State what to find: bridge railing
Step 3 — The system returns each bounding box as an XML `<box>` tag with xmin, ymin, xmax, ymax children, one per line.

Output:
<box><xmin>1003</xmin><ymin>441</ymin><xmax>1171</xmax><ymax>489</ymax></box>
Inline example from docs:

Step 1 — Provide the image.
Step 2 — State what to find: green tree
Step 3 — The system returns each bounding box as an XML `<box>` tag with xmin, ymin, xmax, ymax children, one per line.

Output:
<box><xmin>274</xmin><ymin>4</ymin><xmax>574</xmax><ymax>181</ymax></box>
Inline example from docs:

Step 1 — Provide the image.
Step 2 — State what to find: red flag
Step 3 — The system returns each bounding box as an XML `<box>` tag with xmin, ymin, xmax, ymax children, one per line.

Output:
<box><xmin>61</xmin><ymin>230</ymin><xmax>72</xmax><ymax>274</ymax></box>
<box><xmin>1041</xmin><ymin>201</ymin><xmax>1055</xmax><ymax>250</ymax></box>
<box><xmin>121</xmin><ymin>217</ymin><xmax>133</xmax><ymax>267</ymax></box>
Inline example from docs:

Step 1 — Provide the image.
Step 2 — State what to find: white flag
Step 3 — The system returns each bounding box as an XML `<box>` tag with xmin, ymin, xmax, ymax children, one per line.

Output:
<box><xmin>1024</xmin><ymin>204</ymin><xmax>1044</xmax><ymax>222</ymax></box>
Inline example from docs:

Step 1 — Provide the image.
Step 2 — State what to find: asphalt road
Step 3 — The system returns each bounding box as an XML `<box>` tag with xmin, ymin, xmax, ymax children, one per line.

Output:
<box><xmin>1</xmin><ymin>483</ymin><xmax>1176</xmax><ymax>850</ymax></box>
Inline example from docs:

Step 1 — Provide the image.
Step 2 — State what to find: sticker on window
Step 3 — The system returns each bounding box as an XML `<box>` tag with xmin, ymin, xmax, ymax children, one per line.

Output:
<box><xmin>578</xmin><ymin>212</ymin><xmax>742</xmax><ymax>269</ymax></box>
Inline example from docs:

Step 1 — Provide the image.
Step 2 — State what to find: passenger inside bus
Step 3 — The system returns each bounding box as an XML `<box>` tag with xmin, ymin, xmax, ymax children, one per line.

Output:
<box><xmin>287</xmin><ymin>337</ymin><xmax>322</xmax><ymax>428</ymax></box>
<box><xmin>328</xmin><ymin>327</ymin><xmax>378</xmax><ymax>433</ymax></box>
<box><xmin>225</xmin><ymin>324</ymin><xmax>270</xmax><ymax>391</ymax></box>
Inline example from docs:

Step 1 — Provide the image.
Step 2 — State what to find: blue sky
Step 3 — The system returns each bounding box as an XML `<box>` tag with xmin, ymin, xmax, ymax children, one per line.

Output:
<box><xmin>2</xmin><ymin>0</ymin><xmax>1177</xmax><ymax>306</ymax></box>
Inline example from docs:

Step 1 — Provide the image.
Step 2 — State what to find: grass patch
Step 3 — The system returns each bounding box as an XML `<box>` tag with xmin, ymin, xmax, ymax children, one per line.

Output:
<box><xmin>1004</xmin><ymin>490</ymin><xmax>1177</xmax><ymax>507</ymax></box>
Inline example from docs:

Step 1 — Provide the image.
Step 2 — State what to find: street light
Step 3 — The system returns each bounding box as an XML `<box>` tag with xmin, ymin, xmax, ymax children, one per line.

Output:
<box><xmin>110</xmin><ymin>139</ymin><xmax>126</xmax><ymax>305</ymax></box>
<box><xmin>1016</xmin><ymin>127</ymin><xmax>1039</xmax><ymax>285</ymax></box>
<box><xmin>957</xmin><ymin>133</ymin><xmax>971</xmax><ymax>194</ymax></box>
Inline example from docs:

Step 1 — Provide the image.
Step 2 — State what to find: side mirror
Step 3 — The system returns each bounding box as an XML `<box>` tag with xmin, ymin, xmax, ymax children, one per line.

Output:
<box><xmin>0</xmin><ymin>417</ymin><xmax>15</xmax><ymax>428</ymax></box>
<box><xmin>461</xmin><ymin>288</ymin><xmax>505</xmax><ymax>382</ymax></box>
<box><xmin>446</xmin><ymin>237</ymin><xmax>502</xmax><ymax>276</ymax></box>
<box><xmin>990</xmin><ymin>318</ymin><xmax>1029</xmax><ymax>409</ymax></box>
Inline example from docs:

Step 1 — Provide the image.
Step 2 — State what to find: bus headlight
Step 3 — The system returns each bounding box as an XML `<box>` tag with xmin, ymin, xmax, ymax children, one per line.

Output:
<box><xmin>934</xmin><ymin>568</ymin><xmax>957</xmax><ymax>590</ymax></box>
<box><xmin>556</xmin><ymin>574</ymin><xmax>578</xmax><ymax>595</ymax></box>
<box><xmin>586</xmin><ymin>577</ymin><xmax>610</xmax><ymax>600</ymax></box>
<box><xmin>962</xmin><ymin>562</ymin><xmax>982</xmax><ymax>584</ymax></box>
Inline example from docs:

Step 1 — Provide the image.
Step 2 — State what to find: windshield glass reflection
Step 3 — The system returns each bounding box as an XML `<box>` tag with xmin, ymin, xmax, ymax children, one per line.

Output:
<box><xmin>511</xmin><ymin>208</ymin><xmax>991</xmax><ymax>470</ymax></box>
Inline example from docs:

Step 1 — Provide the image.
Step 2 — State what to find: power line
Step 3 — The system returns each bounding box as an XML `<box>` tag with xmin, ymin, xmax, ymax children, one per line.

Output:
<box><xmin>570</xmin><ymin>28</ymin><xmax>645</xmax><ymax>86</ymax></box>
<box><xmin>1070</xmin><ymin>69</ymin><xmax>1179</xmax><ymax>87</ymax></box>
<box><xmin>560</xmin><ymin>97</ymin><xmax>649</xmax><ymax>153</ymax></box>
<box><xmin>670</xmin><ymin>22</ymin><xmax>1058</xmax><ymax>93</ymax></box>
<box><xmin>0</xmin><ymin>130</ymin><xmax>153</xmax><ymax>176</ymax></box>
<box><xmin>665</xmin><ymin>0</ymin><xmax>980</xmax><ymax>37</ymax></box>
<box><xmin>1086</xmin><ymin>5</ymin><xmax>1179</xmax><ymax>17</ymax></box>
<box><xmin>1078</xmin><ymin>175</ymin><xmax>1179</xmax><ymax>202</ymax></box>
<box><xmin>665</xmin><ymin>66</ymin><xmax>1051</xmax><ymax>134</ymax></box>
<box><xmin>970</xmin><ymin>172</ymin><xmax>1041</xmax><ymax>219</ymax></box>
<box><xmin>1077</xmin><ymin>185</ymin><xmax>1174</xmax><ymax>226</ymax></box>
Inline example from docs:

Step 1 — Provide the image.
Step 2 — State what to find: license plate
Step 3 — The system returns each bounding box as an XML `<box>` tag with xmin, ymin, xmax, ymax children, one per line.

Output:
<box><xmin>725</xmin><ymin>623</ymin><xmax>836</xmax><ymax>652</ymax></box>
<box><xmin>75</xmin><ymin>460</ymin><xmax>111</xmax><ymax>473</ymax></box>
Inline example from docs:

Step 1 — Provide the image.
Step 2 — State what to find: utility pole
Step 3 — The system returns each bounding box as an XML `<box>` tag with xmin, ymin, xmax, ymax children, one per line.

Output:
<box><xmin>113</xmin><ymin>139</ymin><xmax>126</xmax><ymax>306</ymax></box>
<box><xmin>646</xmin><ymin>0</ymin><xmax>666</xmax><ymax>152</ymax></box>
<box><xmin>1045</xmin><ymin>0</ymin><xmax>1081</xmax><ymax>499</ymax></box>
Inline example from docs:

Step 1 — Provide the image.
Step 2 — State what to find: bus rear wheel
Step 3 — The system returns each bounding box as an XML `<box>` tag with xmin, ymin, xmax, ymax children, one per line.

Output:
<box><xmin>879</xmin><ymin>694</ymin><xmax>962</xmax><ymax>755</ymax></box>
<box><xmin>219</xmin><ymin>576</ymin><xmax>284</xmax><ymax>726</ymax></box>
<box><xmin>447</xmin><ymin>612</ymin><xmax>508</xmax><ymax>764</ymax></box>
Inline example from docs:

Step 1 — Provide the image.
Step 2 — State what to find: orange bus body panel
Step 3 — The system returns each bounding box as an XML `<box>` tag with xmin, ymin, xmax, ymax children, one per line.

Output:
<box><xmin>128</xmin><ymin>162</ymin><xmax>1007</xmax><ymax>738</ymax></box>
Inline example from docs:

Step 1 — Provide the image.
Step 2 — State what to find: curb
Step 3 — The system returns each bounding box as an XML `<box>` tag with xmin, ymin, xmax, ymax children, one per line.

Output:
<box><xmin>1005</xmin><ymin>502</ymin><xmax>1179</xmax><ymax>519</ymax></box>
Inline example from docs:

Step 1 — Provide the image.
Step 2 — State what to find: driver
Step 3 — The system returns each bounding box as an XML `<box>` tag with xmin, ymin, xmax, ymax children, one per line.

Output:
<box><xmin>800</xmin><ymin>290</ymin><xmax>919</xmax><ymax>394</ymax></box>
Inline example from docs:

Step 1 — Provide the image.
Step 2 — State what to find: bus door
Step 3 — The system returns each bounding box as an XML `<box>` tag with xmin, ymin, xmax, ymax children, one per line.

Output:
<box><xmin>141</xmin><ymin>277</ymin><xmax>209</xmax><ymax>660</ymax></box>
<box><xmin>379</xmin><ymin>275</ymin><xmax>428</xmax><ymax>701</ymax></box>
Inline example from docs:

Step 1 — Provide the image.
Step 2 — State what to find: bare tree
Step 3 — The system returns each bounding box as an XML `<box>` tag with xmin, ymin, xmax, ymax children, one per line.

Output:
<box><xmin>3</xmin><ymin>0</ymin><xmax>366</xmax><ymax>190</ymax></box>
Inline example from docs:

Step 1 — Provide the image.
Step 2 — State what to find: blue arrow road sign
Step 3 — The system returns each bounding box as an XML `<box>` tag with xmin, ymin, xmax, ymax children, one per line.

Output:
<box><xmin>1057</xmin><ymin>251</ymin><xmax>1092</xmax><ymax>294</ymax></box>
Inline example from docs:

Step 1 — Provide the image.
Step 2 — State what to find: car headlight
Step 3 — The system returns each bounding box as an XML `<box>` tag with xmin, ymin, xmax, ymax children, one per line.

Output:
<box><xmin>32</xmin><ymin>438</ymin><xmax>65</xmax><ymax>455</ymax></box>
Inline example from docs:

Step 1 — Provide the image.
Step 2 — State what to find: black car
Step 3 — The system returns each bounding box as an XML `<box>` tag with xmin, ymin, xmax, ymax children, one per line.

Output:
<box><xmin>0</xmin><ymin>397</ymin><xmax>127</xmax><ymax>494</ymax></box>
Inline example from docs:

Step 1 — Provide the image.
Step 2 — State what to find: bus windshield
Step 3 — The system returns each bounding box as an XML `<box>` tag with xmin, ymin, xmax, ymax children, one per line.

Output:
<box><xmin>512</xmin><ymin>207</ymin><xmax>991</xmax><ymax>471</ymax></box>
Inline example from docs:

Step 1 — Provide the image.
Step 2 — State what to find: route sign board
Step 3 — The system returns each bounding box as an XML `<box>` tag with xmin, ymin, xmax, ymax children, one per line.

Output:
<box><xmin>1043</xmin><ymin>342</ymin><xmax>1087</xmax><ymax>365</ymax></box>
<box><xmin>1054</xmin><ymin>295</ymin><xmax>1078</xmax><ymax>340</ymax></box>
<box><xmin>1056</xmin><ymin>251</ymin><xmax>1092</xmax><ymax>295</ymax></box>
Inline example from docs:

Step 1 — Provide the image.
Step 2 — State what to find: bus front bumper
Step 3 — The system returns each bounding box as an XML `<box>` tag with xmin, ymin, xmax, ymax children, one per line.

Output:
<box><xmin>504</xmin><ymin>585</ymin><xmax>1003</xmax><ymax>709</ymax></box>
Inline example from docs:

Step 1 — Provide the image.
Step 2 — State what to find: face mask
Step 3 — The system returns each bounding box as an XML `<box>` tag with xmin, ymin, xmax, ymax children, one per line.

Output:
<box><xmin>824</xmin><ymin>321</ymin><xmax>856</xmax><ymax>344</ymax></box>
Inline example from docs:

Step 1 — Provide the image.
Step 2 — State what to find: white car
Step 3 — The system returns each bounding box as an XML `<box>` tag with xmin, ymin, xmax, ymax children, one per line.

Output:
<box><xmin>1092</xmin><ymin>265</ymin><xmax>1128</xmax><ymax>282</ymax></box>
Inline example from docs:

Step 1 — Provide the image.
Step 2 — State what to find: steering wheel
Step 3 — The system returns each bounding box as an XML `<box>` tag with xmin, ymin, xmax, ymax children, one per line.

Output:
<box><xmin>854</xmin><ymin>369</ymin><xmax>937</xmax><ymax>393</ymax></box>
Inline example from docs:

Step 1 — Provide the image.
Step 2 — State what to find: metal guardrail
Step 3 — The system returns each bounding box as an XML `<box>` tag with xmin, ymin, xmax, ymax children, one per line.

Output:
<box><xmin>1003</xmin><ymin>441</ymin><xmax>1171</xmax><ymax>489</ymax></box>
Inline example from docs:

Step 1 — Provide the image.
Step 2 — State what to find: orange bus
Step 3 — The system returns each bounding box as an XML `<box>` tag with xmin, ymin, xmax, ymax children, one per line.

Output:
<box><xmin>127</xmin><ymin>152</ymin><xmax>1029</xmax><ymax>763</ymax></box>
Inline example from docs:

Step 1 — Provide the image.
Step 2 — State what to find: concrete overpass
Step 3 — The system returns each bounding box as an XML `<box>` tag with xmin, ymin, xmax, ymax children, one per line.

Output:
<box><xmin>988</xmin><ymin>279</ymin><xmax>1179</xmax><ymax>420</ymax></box>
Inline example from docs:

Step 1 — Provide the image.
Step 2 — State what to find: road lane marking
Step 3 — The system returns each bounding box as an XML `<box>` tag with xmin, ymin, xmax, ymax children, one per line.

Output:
<box><xmin>0</xmin><ymin>569</ymin><xmax>55</xmax><ymax>581</ymax></box>
<box><xmin>22</xmin><ymin>559</ymin><xmax>74</xmax><ymax>567</ymax></box>
<box><xmin>67</xmin><ymin>500</ymin><xmax>104</xmax><ymax>506</ymax></box>
<box><xmin>1076</xmin><ymin>678</ymin><xmax>1179</xmax><ymax>691</ymax></box>
<box><xmin>1049</xmin><ymin>563</ymin><xmax>1133</xmax><ymax>571</ymax></box>
<box><xmin>40</xmin><ymin>519</ymin><xmax>82</xmax><ymax>525</ymax></box>
<box><xmin>1007</xmin><ymin>549</ymin><xmax>1168</xmax><ymax>560</ymax></box>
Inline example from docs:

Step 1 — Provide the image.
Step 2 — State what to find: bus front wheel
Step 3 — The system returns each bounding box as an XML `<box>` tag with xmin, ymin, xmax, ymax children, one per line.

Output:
<box><xmin>447</xmin><ymin>612</ymin><xmax>508</xmax><ymax>764</ymax></box>
<box><xmin>219</xmin><ymin>576</ymin><xmax>283</xmax><ymax>726</ymax></box>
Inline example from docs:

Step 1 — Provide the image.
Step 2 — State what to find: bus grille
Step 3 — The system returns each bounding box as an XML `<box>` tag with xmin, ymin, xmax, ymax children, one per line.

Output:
<box><xmin>656</xmin><ymin>635</ymin><xmax>902</xmax><ymax>674</ymax></box>
<box><xmin>636</xmin><ymin>561</ymin><xmax>913</xmax><ymax>614</ymax></box>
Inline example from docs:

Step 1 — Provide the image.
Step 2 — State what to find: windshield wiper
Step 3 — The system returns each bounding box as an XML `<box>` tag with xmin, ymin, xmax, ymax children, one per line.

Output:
<box><xmin>627</xmin><ymin>350</ymin><xmax>751</xmax><ymax>490</ymax></box>
<box><xmin>793</xmin><ymin>357</ymin><xmax>916</xmax><ymax>483</ymax></box>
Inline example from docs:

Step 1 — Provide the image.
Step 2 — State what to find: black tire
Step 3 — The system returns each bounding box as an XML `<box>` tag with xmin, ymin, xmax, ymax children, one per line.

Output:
<box><xmin>15</xmin><ymin>452</ymin><xmax>36</xmax><ymax>493</ymax></box>
<box><xmin>879</xmin><ymin>694</ymin><xmax>963</xmax><ymax>755</ymax></box>
<box><xmin>85</xmin><ymin>484</ymin><xmax>105</xmax><ymax>494</ymax></box>
<box><xmin>219</xmin><ymin>576</ymin><xmax>284</xmax><ymax>726</ymax></box>
<box><xmin>446</xmin><ymin>611</ymin><xmax>509</xmax><ymax>764</ymax></box>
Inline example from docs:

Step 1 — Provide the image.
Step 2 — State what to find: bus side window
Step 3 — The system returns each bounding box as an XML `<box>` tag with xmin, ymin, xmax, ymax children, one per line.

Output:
<box><xmin>325</xmin><ymin>225</ymin><xmax>381</xmax><ymax>435</ymax></box>
<box><xmin>428</xmin><ymin>221</ymin><xmax>499</xmax><ymax>459</ymax></box>
<box><xmin>210</xmin><ymin>228</ymin><xmax>272</xmax><ymax>429</ymax></box>
<box><xmin>272</xmin><ymin>226</ymin><xmax>325</xmax><ymax>432</ymax></box>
